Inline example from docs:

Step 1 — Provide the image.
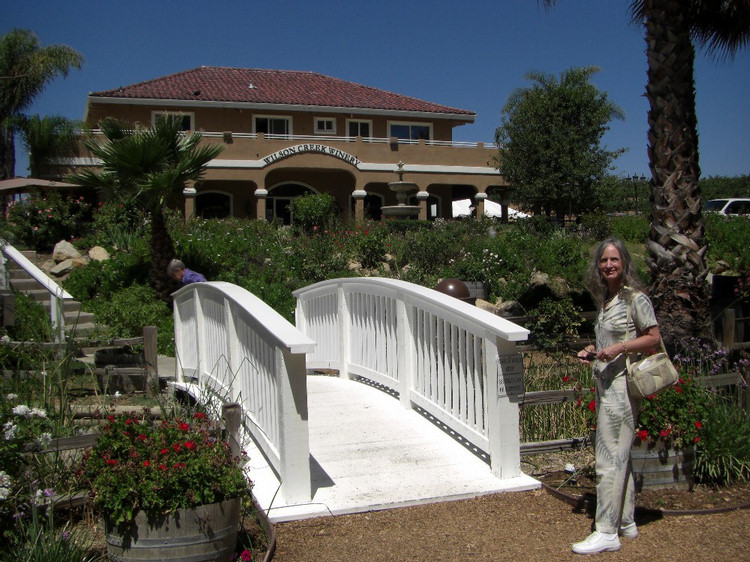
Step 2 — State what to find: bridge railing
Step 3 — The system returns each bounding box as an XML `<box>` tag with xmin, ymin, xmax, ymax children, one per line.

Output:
<box><xmin>172</xmin><ymin>281</ymin><xmax>316</xmax><ymax>504</ymax></box>
<box><xmin>294</xmin><ymin>277</ymin><xmax>529</xmax><ymax>479</ymax></box>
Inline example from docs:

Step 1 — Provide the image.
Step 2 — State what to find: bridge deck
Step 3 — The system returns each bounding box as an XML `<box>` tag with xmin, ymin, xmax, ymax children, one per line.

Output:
<box><xmin>244</xmin><ymin>374</ymin><xmax>539</xmax><ymax>523</ymax></box>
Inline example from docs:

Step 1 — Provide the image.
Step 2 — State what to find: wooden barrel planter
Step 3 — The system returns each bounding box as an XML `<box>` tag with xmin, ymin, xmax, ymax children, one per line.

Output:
<box><xmin>631</xmin><ymin>439</ymin><xmax>695</xmax><ymax>491</ymax></box>
<box><xmin>105</xmin><ymin>497</ymin><xmax>241</xmax><ymax>562</ymax></box>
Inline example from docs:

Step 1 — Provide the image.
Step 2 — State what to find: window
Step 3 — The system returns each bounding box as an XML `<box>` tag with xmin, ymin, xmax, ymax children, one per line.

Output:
<box><xmin>152</xmin><ymin>111</ymin><xmax>194</xmax><ymax>130</ymax></box>
<box><xmin>389</xmin><ymin>122</ymin><xmax>431</xmax><ymax>141</ymax></box>
<box><xmin>314</xmin><ymin>117</ymin><xmax>336</xmax><ymax>135</ymax></box>
<box><xmin>347</xmin><ymin>120</ymin><xmax>372</xmax><ymax>138</ymax></box>
<box><xmin>255</xmin><ymin>116</ymin><xmax>291</xmax><ymax>135</ymax></box>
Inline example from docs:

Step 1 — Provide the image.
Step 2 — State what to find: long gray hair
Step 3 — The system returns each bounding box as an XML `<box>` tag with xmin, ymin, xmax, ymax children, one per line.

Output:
<box><xmin>585</xmin><ymin>237</ymin><xmax>643</xmax><ymax>307</ymax></box>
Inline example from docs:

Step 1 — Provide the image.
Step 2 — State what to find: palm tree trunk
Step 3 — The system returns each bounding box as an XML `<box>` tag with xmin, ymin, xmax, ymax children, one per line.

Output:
<box><xmin>149</xmin><ymin>208</ymin><xmax>179</xmax><ymax>304</ymax></box>
<box><xmin>644</xmin><ymin>0</ymin><xmax>711</xmax><ymax>346</ymax></box>
<box><xmin>0</xmin><ymin>126</ymin><xmax>15</xmax><ymax>180</ymax></box>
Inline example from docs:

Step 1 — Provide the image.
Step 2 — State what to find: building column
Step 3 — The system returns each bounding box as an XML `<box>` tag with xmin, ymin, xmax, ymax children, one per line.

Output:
<box><xmin>416</xmin><ymin>189</ymin><xmax>429</xmax><ymax>221</ymax></box>
<box><xmin>474</xmin><ymin>191</ymin><xmax>487</xmax><ymax>219</ymax></box>
<box><xmin>183</xmin><ymin>184</ymin><xmax>197</xmax><ymax>221</ymax></box>
<box><xmin>255</xmin><ymin>188</ymin><xmax>268</xmax><ymax>221</ymax></box>
<box><xmin>352</xmin><ymin>189</ymin><xmax>367</xmax><ymax>223</ymax></box>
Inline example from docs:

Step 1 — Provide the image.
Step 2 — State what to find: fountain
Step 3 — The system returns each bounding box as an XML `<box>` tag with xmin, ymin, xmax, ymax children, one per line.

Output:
<box><xmin>381</xmin><ymin>161</ymin><xmax>420</xmax><ymax>219</ymax></box>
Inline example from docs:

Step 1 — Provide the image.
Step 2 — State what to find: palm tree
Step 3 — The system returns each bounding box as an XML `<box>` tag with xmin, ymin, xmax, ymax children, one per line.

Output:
<box><xmin>68</xmin><ymin>117</ymin><xmax>223</xmax><ymax>302</ymax></box>
<box><xmin>0</xmin><ymin>29</ymin><xmax>83</xmax><ymax>180</ymax></box>
<box><xmin>541</xmin><ymin>1</ymin><xmax>750</xmax><ymax>345</ymax></box>
<box><xmin>14</xmin><ymin>114</ymin><xmax>81</xmax><ymax>177</ymax></box>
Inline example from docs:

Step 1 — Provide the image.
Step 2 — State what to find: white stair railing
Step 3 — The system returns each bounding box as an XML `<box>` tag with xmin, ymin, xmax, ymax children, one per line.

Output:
<box><xmin>294</xmin><ymin>277</ymin><xmax>529</xmax><ymax>480</ymax></box>
<box><xmin>0</xmin><ymin>242</ymin><xmax>73</xmax><ymax>343</ymax></box>
<box><xmin>172</xmin><ymin>281</ymin><xmax>316</xmax><ymax>504</ymax></box>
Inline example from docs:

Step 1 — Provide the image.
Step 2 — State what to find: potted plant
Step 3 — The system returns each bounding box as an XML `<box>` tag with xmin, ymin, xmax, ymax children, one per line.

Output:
<box><xmin>632</xmin><ymin>376</ymin><xmax>711</xmax><ymax>490</ymax></box>
<box><xmin>84</xmin><ymin>410</ymin><xmax>250</xmax><ymax>562</ymax></box>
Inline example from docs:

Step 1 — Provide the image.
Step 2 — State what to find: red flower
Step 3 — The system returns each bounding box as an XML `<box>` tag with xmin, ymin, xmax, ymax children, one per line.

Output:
<box><xmin>107</xmin><ymin>415</ymin><xmax>115</xmax><ymax>422</ymax></box>
<box><xmin>160</xmin><ymin>448</ymin><xmax>169</xmax><ymax>455</ymax></box>
<box><xmin>173</xmin><ymin>443</ymin><xmax>182</xmax><ymax>452</ymax></box>
<box><xmin>193</xmin><ymin>412</ymin><xmax>207</xmax><ymax>420</ymax></box>
<box><xmin>675</xmin><ymin>387</ymin><xmax>683</xmax><ymax>393</ymax></box>
<box><xmin>178</xmin><ymin>423</ymin><xmax>190</xmax><ymax>431</ymax></box>
<box><xmin>695</xmin><ymin>421</ymin><xmax>703</xmax><ymax>429</ymax></box>
<box><xmin>659</xmin><ymin>429</ymin><xmax>671</xmax><ymax>438</ymax></box>
<box><xmin>125</xmin><ymin>418</ymin><xmax>135</xmax><ymax>425</ymax></box>
<box><xmin>694</xmin><ymin>436</ymin><xmax>701</xmax><ymax>443</ymax></box>
<box><xmin>646</xmin><ymin>394</ymin><xmax>656</xmax><ymax>400</ymax></box>
<box><xmin>136</xmin><ymin>434</ymin><xmax>147</xmax><ymax>441</ymax></box>
<box><xmin>184</xmin><ymin>441</ymin><xmax>196</xmax><ymax>450</ymax></box>
<box><xmin>562</xmin><ymin>376</ymin><xmax>570</xmax><ymax>382</ymax></box>
<box><xmin>159</xmin><ymin>464</ymin><xmax>167</xmax><ymax>471</ymax></box>
<box><xmin>587</xmin><ymin>399</ymin><xmax>596</xmax><ymax>413</ymax></box>
<box><xmin>106</xmin><ymin>459</ymin><xmax>117</xmax><ymax>466</ymax></box>
<box><xmin>143</xmin><ymin>460</ymin><xmax>151</xmax><ymax>467</ymax></box>
<box><xmin>637</xmin><ymin>429</ymin><xmax>648</xmax><ymax>442</ymax></box>
<box><xmin>575</xmin><ymin>396</ymin><xmax>582</xmax><ymax>407</ymax></box>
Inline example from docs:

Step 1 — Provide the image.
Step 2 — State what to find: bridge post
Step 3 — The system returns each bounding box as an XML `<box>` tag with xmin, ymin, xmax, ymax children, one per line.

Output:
<box><xmin>485</xmin><ymin>337</ymin><xmax>523</xmax><ymax>479</ymax></box>
<box><xmin>396</xmin><ymin>296</ymin><xmax>415</xmax><ymax>408</ymax></box>
<box><xmin>276</xmin><ymin>348</ymin><xmax>312</xmax><ymax>503</ymax></box>
<box><xmin>337</xmin><ymin>284</ymin><xmax>351</xmax><ymax>380</ymax></box>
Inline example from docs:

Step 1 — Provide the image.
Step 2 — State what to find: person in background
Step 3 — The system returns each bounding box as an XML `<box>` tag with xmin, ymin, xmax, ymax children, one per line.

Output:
<box><xmin>572</xmin><ymin>238</ymin><xmax>660</xmax><ymax>555</ymax></box>
<box><xmin>167</xmin><ymin>259</ymin><xmax>206</xmax><ymax>285</ymax></box>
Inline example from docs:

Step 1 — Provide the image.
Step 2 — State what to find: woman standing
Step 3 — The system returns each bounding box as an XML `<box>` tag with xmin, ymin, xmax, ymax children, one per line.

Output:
<box><xmin>572</xmin><ymin>238</ymin><xmax>660</xmax><ymax>555</ymax></box>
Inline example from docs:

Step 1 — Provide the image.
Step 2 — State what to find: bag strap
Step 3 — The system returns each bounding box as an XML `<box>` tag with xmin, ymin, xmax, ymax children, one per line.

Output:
<box><xmin>624</xmin><ymin>295</ymin><xmax>667</xmax><ymax>372</ymax></box>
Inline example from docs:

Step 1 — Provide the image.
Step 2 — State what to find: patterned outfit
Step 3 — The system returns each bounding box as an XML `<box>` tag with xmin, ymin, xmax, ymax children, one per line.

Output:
<box><xmin>593</xmin><ymin>288</ymin><xmax>657</xmax><ymax>534</ymax></box>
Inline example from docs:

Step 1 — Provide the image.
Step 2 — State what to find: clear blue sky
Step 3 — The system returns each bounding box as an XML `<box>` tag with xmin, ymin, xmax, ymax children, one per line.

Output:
<box><xmin>4</xmin><ymin>0</ymin><xmax>749</xmax><ymax>179</ymax></box>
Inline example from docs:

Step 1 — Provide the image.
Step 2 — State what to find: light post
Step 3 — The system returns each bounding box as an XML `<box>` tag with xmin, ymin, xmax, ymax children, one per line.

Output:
<box><xmin>626</xmin><ymin>174</ymin><xmax>646</xmax><ymax>215</ymax></box>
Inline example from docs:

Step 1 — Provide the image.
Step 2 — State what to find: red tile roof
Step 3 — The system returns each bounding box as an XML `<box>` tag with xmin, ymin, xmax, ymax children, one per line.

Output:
<box><xmin>89</xmin><ymin>66</ymin><xmax>474</xmax><ymax>118</ymax></box>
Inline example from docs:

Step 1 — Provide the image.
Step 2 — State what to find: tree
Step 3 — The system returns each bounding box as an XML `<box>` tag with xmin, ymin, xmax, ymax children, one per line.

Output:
<box><xmin>14</xmin><ymin>114</ymin><xmax>81</xmax><ymax>177</ymax></box>
<box><xmin>539</xmin><ymin>1</ymin><xmax>750</xmax><ymax>346</ymax></box>
<box><xmin>68</xmin><ymin>117</ymin><xmax>223</xmax><ymax>302</ymax></box>
<box><xmin>0</xmin><ymin>29</ymin><xmax>83</xmax><ymax>180</ymax></box>
<box><xmin>494</xmin><ymin>66</ymin><xmax>625</xmax><ymax>218</ymax></box>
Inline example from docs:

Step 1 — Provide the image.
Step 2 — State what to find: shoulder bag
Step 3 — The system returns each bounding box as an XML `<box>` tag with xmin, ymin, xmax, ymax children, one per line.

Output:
<box><xmin>624</xmin><ymin>297</ymin><xmax>679</xmax><ymax>399</ymax></box>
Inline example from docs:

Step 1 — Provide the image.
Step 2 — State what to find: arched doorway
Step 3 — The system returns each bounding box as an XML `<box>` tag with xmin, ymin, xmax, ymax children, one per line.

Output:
<box><xmin>196</xmin><ymin>191</ymin><xmax>232</xmax><ymax>218</ymax></box>
<box><xmin>351</xmin><ymin>192</ymin><xmax>384</xmax><ymax>221</ymax></box>
<box><xmin>267</xmin><ymin>183</ymin><xmax>316</xmax><ymax>225</ymax></box>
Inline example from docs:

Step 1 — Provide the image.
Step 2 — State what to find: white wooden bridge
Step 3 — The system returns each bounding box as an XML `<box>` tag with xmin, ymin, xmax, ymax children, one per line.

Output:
<box><xmin>171</xmin><ymin>278</ymin><xmax>540</xmax><ymax>523</ymax></box>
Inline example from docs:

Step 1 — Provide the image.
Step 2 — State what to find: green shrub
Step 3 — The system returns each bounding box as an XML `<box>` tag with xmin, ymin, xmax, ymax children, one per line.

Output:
<box><xmin>5</xmin><ymin>293</ymin><xmax>52</xmax><ymax>343</ymax></box>
<box><xmin>694</xmin><ymin>398</ymin><xmax>750</xmax><ymax>485</ymax></box>
<box><xmin>89</xmin><ymin>284</ymin><xmax>174</xmax><ymax>355</ymax></box>
<box><xmin>705</xmin><ymin>214</ymin><xmax>750</xmax><ymax>273</ymax></box>
<box><xmin>610</xmin><ymin>215</ymin><xmax>649</xmax><ymax>243</ymax></box>
<box><xmin>290</xmin><ymin>193</ymin><xmax>339</xmax><ymax>235</ymax></box>
<box><xmin>88</xmin><ymin>198</ymin><xmax>147</xmax><ymax>251</ymax></box>
<box><xmin>525</xmin><ymin>297</ymin><xmax>583</xmax><ymax>351</ymax></box>
<box><xmin>5</xmin><ymin>193</ymin><xmax>92</xmax><ymax>252</ymax></box>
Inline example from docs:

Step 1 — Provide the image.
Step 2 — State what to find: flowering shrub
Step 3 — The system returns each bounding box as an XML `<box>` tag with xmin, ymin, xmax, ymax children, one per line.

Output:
<box><xmin>0</xmin><ymin>394</ymin><xmax>55</xmax><ymax>529</ymax></box>
<box><xmin>5</xmin><ymin>192</ymin><xmax>91</xmax><ymax>252</ymax></box>
<box><xmin>84</xmin><ymin>411</ymin><xmax>250</xmax><ymax>526</ymax></box>
<box><xmin>636</xmin><ymin>377</ymin><xmax>711</xmax><ymax>449</ymax></box>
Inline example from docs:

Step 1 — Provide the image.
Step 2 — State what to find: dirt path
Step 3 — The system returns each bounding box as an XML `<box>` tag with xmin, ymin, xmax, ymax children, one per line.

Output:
<box><xmin>272</xmin><ymin>489</ymin><xmax>750</xmax><ymax>562</ymax></box>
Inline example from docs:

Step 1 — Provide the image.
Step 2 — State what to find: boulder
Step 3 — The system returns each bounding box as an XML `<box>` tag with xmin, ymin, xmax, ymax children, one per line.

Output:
<box><xmin>52</xmin><ymin>240</ymin><xmax>81</xmax><ymax>263</ymax></box>
<box><xmin>475</xmin><ymin>298</ymin><xmax>499</xmax><ymax>314</ymax></box>
<box><xmin>89</xmin><ymin>246</ymin><xmax>110</xmax><ymax>262</ymax></box>
<box><xmin>50</xmin><ymin>259</ymin><xmax>74</xmax><ymax>277</ymax></box>
<box><xmin>497</xmin><ymin>300</ymin><xmax>525</xmax><ymax>318</ymax></box>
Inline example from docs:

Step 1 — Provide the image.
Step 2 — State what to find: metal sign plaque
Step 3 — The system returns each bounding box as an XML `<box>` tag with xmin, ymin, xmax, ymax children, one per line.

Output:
<box><xmin>496</xmin><ymin>353</ymin><xmax>524</xmax><ymax>397</ymax></box>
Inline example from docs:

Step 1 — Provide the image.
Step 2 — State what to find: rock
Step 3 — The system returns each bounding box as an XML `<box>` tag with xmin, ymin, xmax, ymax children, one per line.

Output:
<box><xmin>475</xmin><ymin>298</ymin><xmax>498</xmax><ymax>314</ymax></box>
<box><xmin>714</xmin><ymin>260</ymin><xmax>731</xmax><ymax>275</ymax></box>
<box><xmin>497</xmin><ymin>300</ymin><xmax>525</xmax><ymax>318</ymax></box>
<box><xmin>88</xmin><ymin>246</ymin><xmax>110</xmax><ymax>262</ymax></box>
<box><xmin>52</xmin><ymin>240</ymin><xmax>81</xmax><ymax>262</ymax></box>
<box><xmin>50</xmin><ymin>259</ymin><xmax>74</xmax><ymax>277</ymax></box>
<box><xmin>41</xmin><ymin>259</ymin><xmax>56</xmax><ymax>273</ymax></box>
<box><xmin>72</xmin><ymin>256</ymin><xmax>90</xmax><ymax>268</ymax></box>
<box><xmin>347</xmin><ymin>261</ymin><xmax>362</xmax><ymax>273</ymax></box>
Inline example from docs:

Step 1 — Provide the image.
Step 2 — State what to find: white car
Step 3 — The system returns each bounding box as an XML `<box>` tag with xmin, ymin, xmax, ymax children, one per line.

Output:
<box><xmin>704</xmin><ymin>198</ymin><xmax>750</xmax><ymax>216</ymax></box>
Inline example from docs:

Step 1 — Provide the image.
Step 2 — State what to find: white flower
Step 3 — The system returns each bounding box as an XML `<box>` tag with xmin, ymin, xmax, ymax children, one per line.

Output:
<box><xmin>36</xmin><ymin>433</ymin><xmax>52</xmax><ymax>449</ymax></box>
<box><xmin>5</xmin><ymin>393</ymin><xmax>17</xmax><ymax>401</ymax></box>
<box><xmin>30</xmin><ymin>408</ymin><xmax>47</xmax><ymax>419</ymax></box>
<box><xmin>12</xmin><ymin>405</ymin><xmax>31</xmax><ymax>417</ymax></box>
<box><xmin>3</xmin><ymin>422</ymin><xmax>16</xmax><ymax>441</ymax></box>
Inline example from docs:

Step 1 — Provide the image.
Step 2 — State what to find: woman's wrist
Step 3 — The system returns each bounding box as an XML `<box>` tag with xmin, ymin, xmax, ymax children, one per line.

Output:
<box><xmin>621</xmin><ymin>341</ymin><xmax>628</xmax><ymax>354</ymax></box>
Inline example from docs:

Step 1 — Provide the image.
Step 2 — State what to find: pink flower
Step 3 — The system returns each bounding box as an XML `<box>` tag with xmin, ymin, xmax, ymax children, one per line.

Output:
<box><xmin>240</xmin><ymin>549</ymin><xmax>253</xmax><ymax>561</ymax></box>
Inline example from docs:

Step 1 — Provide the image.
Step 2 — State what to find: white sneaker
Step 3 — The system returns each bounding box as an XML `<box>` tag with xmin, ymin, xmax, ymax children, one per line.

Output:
<box><xmin>620</xmin><ymin>523</ymin><xmax>639</xmax><ymax>539</ymax></box>
<box><xmin>572</xmin><ymin>531</ymin><xmax>621</xmax><ymax>554</ymax></box>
